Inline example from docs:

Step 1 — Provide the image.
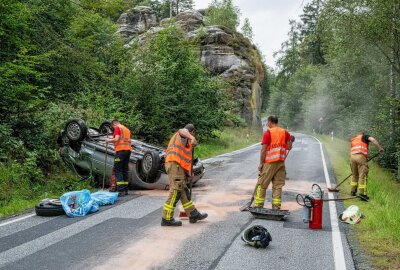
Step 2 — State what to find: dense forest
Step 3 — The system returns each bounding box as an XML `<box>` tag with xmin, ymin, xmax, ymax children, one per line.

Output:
<box><xmin>267</xmin><ymin>0</ymin><xmax>400</xmax><ymax>178</ymax></box>
<box><xmin>0</xmin><ymin>0</ymin><xmax>257</xmax><ymax>207</ymax></box>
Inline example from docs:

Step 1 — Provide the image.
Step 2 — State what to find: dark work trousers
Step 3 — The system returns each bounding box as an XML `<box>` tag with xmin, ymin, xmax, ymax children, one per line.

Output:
<box><xmin>114</xmin><ymin>150</ymin><xmax>131</xmax><ymax>193</ymax></box>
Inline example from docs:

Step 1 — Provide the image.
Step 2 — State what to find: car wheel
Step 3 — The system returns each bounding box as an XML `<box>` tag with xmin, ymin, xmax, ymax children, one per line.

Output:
<box><xmin>35</xmin><ymin>201</ymin><xmax>65</xmax><ymax>217</ymax></box>
<box><xmin>65</xmin><ymin>119</ymin><xmax>88</xmax><ymax>142</ymax></box>
<box><xmin>99</xmin><ymin>121</ymin><xmax>114</xmax><ymax>135</ymax></box>
<box><xmin>140</xmin><ymin>151</ymin><xmax>160</xmax><ymax>182</ymax></box>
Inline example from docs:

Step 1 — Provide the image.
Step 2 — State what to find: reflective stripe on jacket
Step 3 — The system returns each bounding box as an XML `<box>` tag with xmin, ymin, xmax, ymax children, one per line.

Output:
<box><xmin>264</xmin><ymin>127</ymin><xmax>288</xmax><ymax>163</ymax></box>
<box><xmin>114</xmin><ymin>124</ymin><xmax>132</xmax><ymax>152</ymax></box>
<box><xmin>351</xmin><ymin>135</ymin><xmax>368</xmax><ymax>157</ymax></box>
<box><xmin>165</xmin><ymin>132</ymin><xmax>192</xmax><ymax>173</ymax></box>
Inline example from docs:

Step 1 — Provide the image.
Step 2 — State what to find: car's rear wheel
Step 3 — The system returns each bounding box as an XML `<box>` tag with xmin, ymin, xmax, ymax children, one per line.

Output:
<box><xmin>99</xmin><ymin>121</ymin><xmax>114</xmax><ymax>135</ymax></box>
<box><xmin>139</xmin><ymin>151</ymin><xmax>160</xmax><ymax>183</ymax></box>
<box><xmin>65</xmin><ymin>119</ymin><xmax>88</xmax><ymax>143</ymax></box>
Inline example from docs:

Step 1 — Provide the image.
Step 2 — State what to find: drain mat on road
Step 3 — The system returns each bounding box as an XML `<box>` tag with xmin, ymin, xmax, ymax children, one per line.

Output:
<box><xmin>249</xmin><ymin>208</ymin><xmax>290</xmax><ymax>221</ymax></box>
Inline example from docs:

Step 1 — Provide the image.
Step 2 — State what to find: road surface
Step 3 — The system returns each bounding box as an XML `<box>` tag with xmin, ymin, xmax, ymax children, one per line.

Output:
<box><xmin>0</xmin><ymin>133</ymin><xmax>357</xmax><ymax>270</ymax></box>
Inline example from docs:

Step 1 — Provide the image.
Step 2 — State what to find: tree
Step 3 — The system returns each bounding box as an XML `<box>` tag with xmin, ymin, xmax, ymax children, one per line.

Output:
<box><xmin>274</xmin><ymin>20</ymin><xmax>301</xmax><ymax>82</ymax></box>
<box><xmin>205</xmin><ymin>0</ymin><xmax>241</xmax><ymax>31</ymax></box>
<box><xmin>174</xmin><ymin>0</ymin><xmax>194</xmax><ymax>14</ymax></box>
<box><xmin>241</xmin><ymin>18</ymin><xmax>253</xmax><ymax>41</ymax></box>
<box><xmin>298</xmin><ymin>0</ymin><xmax>326</xmax><ymax>65</ymax></box>
<box><xmin>127</xmin><ymin>26</ymin><xmax>227</xmax><ymax>142</ymax></box>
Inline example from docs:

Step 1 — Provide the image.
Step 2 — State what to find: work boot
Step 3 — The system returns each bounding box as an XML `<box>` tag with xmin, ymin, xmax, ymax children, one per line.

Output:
<box><xmin>189</xmin><ymin>209</ymin><xmax>208</xmax><ymax>224</ymax></box>
<box><xmin>350</xmin><ymin>191</ymin><xmax>356</xmax><ymax>197</ymax></box>
<box><xmin>161</xmin><ymin>218</ymin><xmax>182</xmax><ymax>226</ymax></box>
<box><xmin>359</xmin><ymin>194</ymin><xmax>369</xmax><ymax>202</ymax></box>
<box><xmin>272</xmin><ymin>205</ymin><xmax>281</xmax><ymax>210</ymax></box>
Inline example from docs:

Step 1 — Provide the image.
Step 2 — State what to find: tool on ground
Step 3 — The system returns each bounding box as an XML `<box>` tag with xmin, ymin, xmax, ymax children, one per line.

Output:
<box><xmin>102</xmin><ymin>142</ymin><xmax>109</xmax><ymax>190</ymax></box>
<box><xmin>249</xmin><ymin>207</ymin><xmax>290</xmax><ymax>221</ymax></box>
<box><xmin>240</xmin><ymin>148</ymin><xmax>292</xmax><ymax>212</ymax></box>
<box><xmin>296</xmin><ymin>184</ymin><xmax>324</xmax><ymax>229</ymax></box>
<box><xmin>241</xmin><ymin>225</ymin><xmax>272</xmax><ymax>248</ymax></box>
<box><xmin>179</xmin><ymin>148</ymin><xmax>195</xmax><ymax>218</ymax></box>
<box><xmin>328</xmin><ymin>153</ymin><xmax>379</xmax><ymax>192</ymax></box>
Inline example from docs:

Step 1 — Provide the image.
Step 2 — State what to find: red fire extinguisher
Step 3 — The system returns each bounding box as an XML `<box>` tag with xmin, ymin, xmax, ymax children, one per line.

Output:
<box><xmin>309</xmin><ymin>184</ymin><xmax>323</xmax><ymax>229</ymax></box>
<box><xmin>297</xmin><ymin>184</ymin><xmax>324</xmax><ymax>230</ymax></box>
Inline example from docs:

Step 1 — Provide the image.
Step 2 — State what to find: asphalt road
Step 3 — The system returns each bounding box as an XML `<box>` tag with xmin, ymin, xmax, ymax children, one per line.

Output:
<box><xmin>0</xmin><ymin>133</ymin><xmax>357</xmax><ymax>270</ymax></box>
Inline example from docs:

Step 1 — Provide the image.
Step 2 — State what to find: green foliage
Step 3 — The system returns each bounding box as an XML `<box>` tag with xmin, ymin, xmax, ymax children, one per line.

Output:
<box><xmin>78</xmin><ymin>0</ymin><xmax>131</xmax><ymax>20</ymax></box>
<box><xmin>241</xmin><ymin>18</ymin><xmax>253</xmax><ymax>41</ymax></box>
<box><xmin>205</xmin><ymin>0</ymin><xmax>241</xmax><ymax>31</ymax></box>
<box><xmin>298</xmin><ymin>0</ymin><xmax>326</xmax><ymax>65</ymax></box>
<box><xmin>126</xmin><ymin>26</ymin><xmax>227</xmax><ymax>142</ymax></box>
<box><xmin>267</xmin><ymin>0</ymin><xmax>400</xmax><ymax>176</ymax></box>
<box><xmin>0</xmin><ymin>0</ymin><xmax>237</xmax><ymax>217</ymax></box>
<box><xmin>195</xmin><ymin>127</ymin><xmax>261</xmax><ymax>159</ymax></box>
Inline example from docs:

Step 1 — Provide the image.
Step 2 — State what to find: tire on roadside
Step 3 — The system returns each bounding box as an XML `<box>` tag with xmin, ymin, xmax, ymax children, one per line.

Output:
<box><xmin>35</xmin><ymin>201</ymin><xmax>65</xmax><ymax>217</ymax></box>
<box><xmin>65</xmin><ymin>119</ymin><xmax>88</xmax><ymax>143</ymax></box>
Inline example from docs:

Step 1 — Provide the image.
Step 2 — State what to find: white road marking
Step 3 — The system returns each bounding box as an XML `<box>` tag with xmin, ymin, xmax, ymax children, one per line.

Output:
<box><xmin>312</xmin><ymin>135</ymin><xmax>347</xmax><ymax>270</ymax></box>
<box><xmin>202</xmin><ymin>143</ymin><xmax>260</xmax><ymax>163</ymax></box>
<box><xmin>0</xmin><ymin>214</ymin><xmax>36</xmax><ymax>228</ymax></box>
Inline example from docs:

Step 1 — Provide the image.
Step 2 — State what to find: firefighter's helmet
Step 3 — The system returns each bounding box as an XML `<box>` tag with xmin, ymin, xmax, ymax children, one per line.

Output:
<box><xmin>241</xmin><ymin>225</ymin><xmax>272</xmax><ymax>248</ymax></box>
<box><xmin>339</xmin><ymin>205</ymin><xmax>363</xmax><ymax>224</ymax></box>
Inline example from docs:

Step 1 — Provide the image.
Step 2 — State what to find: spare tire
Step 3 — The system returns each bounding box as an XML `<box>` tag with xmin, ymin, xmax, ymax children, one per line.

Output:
<box><xmin>35</xmin><ymin>200</ymin><xmax>65</xmax><ymax>217</ymax></box>
<box><xmin>140</xmin><ymin>151</ymin><xmax>160</xmax><ymax>182</ymax></box>
<box><xmin>99</xmin><ymin>121</ymin><xmax>114</xmax><ymax>135</ymax></box>
<box><xmin>65</xmin><ymin>119</ymin><xmax>88</xmax><ymax>143</ymax></box>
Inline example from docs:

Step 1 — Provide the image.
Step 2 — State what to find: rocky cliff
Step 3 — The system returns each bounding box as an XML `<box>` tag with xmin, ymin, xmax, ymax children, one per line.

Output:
<box><xmin>117</xmin><ymin>7</ymin><xmax>264</xmax><ymax>128</ymax></box>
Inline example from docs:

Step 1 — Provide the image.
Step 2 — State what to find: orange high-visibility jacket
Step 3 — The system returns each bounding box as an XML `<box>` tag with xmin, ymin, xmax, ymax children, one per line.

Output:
<box><xmin>165</xmin><ymin>132</ymin><xmax>193</xmax><ymax>173</ymax></box>
<box><xmin>264</xmin><ymin>127</ymin><xmax>288</xmax><ymax>163</ymax></box>
<box><xmin>351</xmin><ymin>135</ymin><xmax>368</xmax><ymax>157</ymax></box>
<box><xmin>114</xmin><ymin>124</ymin><xmax>132</xmax><ymax>152</ymax></box>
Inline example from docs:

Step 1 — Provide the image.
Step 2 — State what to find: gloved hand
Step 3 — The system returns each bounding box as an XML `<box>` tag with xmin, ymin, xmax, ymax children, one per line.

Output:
<box><xmin>290</xmin><ymin>135</ymin><xmax>295</xmax><ymax>142</ymax></box>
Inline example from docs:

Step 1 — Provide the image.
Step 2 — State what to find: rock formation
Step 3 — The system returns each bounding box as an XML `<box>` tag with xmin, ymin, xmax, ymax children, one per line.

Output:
<box><xmin>117</xmin><ymin>8</ymin><xmax>264</xmax><ymax>128</ymax></box>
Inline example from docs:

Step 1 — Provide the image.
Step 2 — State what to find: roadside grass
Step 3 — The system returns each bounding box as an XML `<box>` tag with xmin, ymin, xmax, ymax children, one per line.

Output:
<box><xmin>318</xmin><ymin>135</ymin><xmax>400</xmax><ymax>270</ymax></box>
<box><xmin>196</xmin><ymin>127</ymin><xmax>262</xmax><ymax>159</ymax></box>
<box><xmin>0</xmin><ymin>168</ymin><xmax>93</xmax><ymax>219</ymax></box>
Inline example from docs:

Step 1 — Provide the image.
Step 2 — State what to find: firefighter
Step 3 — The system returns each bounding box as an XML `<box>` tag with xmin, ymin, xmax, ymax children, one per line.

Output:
<box><xmin>254</xmin><ymin>116</ymin><xmax>293</xmax><ymax>210</ymax></box>
<box><xmin>161</xmin><ymin>124</ymin><xmax>208</xmax><ymax>226</ymax></box>
<box><xmin>350</xmin><ymin>132</ymin><xmax>384</xmax><ymax>201</ymax></box>
<box><xmin>105</xmin><ymin>120</ymin><xmax>132</xmax><ymax>195</ymax></box>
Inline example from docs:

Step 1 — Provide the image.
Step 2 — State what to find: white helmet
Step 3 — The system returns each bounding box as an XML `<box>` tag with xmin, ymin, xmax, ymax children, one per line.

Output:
<box><xmin>339</xmin><ymin>205</ymin><xmax>363</xmax><ymax>224</ymax></box>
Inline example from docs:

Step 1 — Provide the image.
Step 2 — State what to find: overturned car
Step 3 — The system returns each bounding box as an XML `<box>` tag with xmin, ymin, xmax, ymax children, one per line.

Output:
<box><xmin>57</xmin><ymin>119</ymin><xmax>205</xmax><ymax>190</ymax></box>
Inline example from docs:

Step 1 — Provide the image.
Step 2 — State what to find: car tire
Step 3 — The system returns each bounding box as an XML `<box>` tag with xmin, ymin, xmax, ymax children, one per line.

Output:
<box><xmin>140</xmin><ymin>151</ymin><xmax>160</xmax><ymax>182</ymax></box>
<box><xmin>65</xmin><ymin>119</ymin><xmax>88</xmax><ymax>143</ymax></box>
<box><xmin>99</xmin><ymin>121</ymin><xmax>114</xmax><ymax>135</ymax></box>
<box><xmin>35</xmin><ymin>201</ymin><xmax>65</xmax><ymax>217</ymax></box>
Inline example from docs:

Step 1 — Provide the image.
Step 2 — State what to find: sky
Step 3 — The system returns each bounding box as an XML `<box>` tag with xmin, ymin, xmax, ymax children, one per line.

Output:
<box><xmin>193</xmin><ymin>0</ymin><xmax>310</xmax><ymax>68</ymax></box>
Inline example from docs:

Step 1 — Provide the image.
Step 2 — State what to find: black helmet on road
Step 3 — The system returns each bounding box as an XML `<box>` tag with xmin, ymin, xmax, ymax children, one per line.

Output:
<box><xmin>241</xmin><ymin>225</ymin><xmax>272</xmax><ymax>248</ymax></box>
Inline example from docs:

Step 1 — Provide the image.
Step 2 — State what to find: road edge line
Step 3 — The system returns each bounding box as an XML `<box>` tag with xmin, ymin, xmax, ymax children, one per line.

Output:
<box><xmin>312</xmin><ymin>135</ymin><xmax>347</xmax><ymax>270</ymax></box>
<box><xmin>202</xmin><ymin>142</ymin><xmax>260</xmax><ymax>163</ymax></box>
<box><xmin>0</xmin><ymin>213</ymin><xmax>36</xmax><ymax>227</ymax></box>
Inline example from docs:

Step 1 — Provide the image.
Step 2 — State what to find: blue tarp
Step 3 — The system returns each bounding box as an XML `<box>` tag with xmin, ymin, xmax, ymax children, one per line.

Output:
<box><xmin>60</xmin><ymin>189</ymin><xmax>99</xmax><ymax>217</ymax></box>
<box><xmin>91</xmin><ymin>191</ymin><xmax>119</xmax><ymax>206</ymax></box>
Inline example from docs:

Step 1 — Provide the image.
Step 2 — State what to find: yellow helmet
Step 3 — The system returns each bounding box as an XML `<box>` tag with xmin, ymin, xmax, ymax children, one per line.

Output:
<box><xmin>339</xmin><ymin>205</ymin><xmax>363</xmax><ymax>224</ymax></box>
